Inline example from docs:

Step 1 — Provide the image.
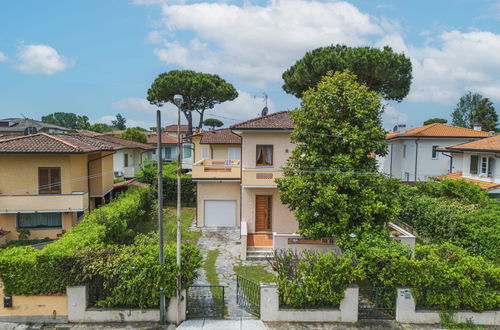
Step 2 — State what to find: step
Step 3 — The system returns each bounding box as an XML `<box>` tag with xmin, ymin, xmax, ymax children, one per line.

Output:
<box><xmin>247</xmin><ymin>246</ymin><xmax>273</xmax><ymax>253</ymax></box>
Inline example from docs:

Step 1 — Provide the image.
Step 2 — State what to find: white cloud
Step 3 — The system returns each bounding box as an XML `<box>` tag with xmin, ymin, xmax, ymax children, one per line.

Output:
<box><xmin>150</xmin><ymin>0</ymin><xmax>382</xmax><ymax>85</ymax></box>
<box><xmin>15</xmin><ymin>44</ymin><xmax>70</xmax><ymax>75</ymax></box>
<box><xmin>112</xmin><ymin>97</ymin><xmax>159</xmax><ymax>114</ymax></box>
<box><xmin>91</xmin><ymin>115</ymin><xmax>155</xmax><ymax>130</ymax></box>
<box><xmin>382</xmin><ymin>105</ymin><xmax>408</xmax><ymax>129</ymax></box>
<box><xmin>0</xmin><ymin>52</ymin><xmax>7</xmax><ymax>62</ymax></box>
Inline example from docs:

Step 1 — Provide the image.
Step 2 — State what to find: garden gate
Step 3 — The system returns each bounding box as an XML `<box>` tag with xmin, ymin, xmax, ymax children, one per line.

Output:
<box><xmin>358</xmin><ymin>286</ymin><xmax>396</xmax><ymax>320</ymax></box>
<box><xmin>186</xmin><ymin>285</ymin><xmax>225</xmax><ymax>319</ymax></box>
<box><xmin>236</xmin><ymin>275</ymin><xmax>261</xmax><ymax>317</ymax></box>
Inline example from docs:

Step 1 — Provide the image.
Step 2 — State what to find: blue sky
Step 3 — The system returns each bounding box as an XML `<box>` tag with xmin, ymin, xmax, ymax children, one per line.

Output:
<box><xmin>1</xmin><ymin>0</ymin><xmax>499</xmax><ymax>130</ymax></box>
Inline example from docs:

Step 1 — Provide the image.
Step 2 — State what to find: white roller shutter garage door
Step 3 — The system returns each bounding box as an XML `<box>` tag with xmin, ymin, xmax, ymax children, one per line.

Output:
<box><xmin>204</xmin><ymin>200</ymin><xmax>237</xmax><ymax>227</ymax></box>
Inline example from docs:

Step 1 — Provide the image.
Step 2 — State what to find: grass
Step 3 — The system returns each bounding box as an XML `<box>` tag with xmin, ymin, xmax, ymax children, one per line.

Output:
<box><xmin>203</xmin><ymin>249</ymin><xmax>221</xmax><ymax>286</ymax></box>
<box><xmin>136</xmin><ymin>206</ymin><xmax>201</xmax><ymax>245</ymax></box>
<box><xmin>233</xmin><ymin>263</ymin><xmax>276</xmax><ymax>283</ymax></box>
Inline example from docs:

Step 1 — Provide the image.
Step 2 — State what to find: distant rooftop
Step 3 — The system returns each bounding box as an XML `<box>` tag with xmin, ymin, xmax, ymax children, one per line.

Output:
<box><xmin>0</xmin><ymin>118</ymin><xmax>72</xmax><ymax>133</ymax></box>
<box><xmin>386</xmin><ymin>123</ymin><xmax>491</xmax><ymax>140</ymax></box>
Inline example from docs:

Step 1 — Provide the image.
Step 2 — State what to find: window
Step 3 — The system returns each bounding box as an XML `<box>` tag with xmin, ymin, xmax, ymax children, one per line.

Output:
<box><xmin>480</xmin><ymin>157</ymin><xmax>488</xmax><ymax>175</ymax></box>
<box><xmin>124</xmin><ymin>154</ymin><xmax>129</xmax><ymax>167</ymax></box>
<box><xmin>256</xmin><ymin>145</ymin><xmax>273</xmax><ymax>166</ymax></box>
<box><xmin>470</xmin><ymin>155</ymin><xmax>479</xmax><ymax>174</ymax></box>
<box><xmin>432</xmin><ymin>145</ymin><xmax>439</xmax><ymax>160</ymax></box>
<box><xmin>38</xmin><ymin>167</ymin><xmax>61</xmax><ymax>194</ymax></box>
<box><xmin>17</xmin><ymin>213</ymin><xmax>62</xmax><ymax>229</ymax></box>
<box><xmin>403</xmin><ymin>145</ymin><xmax>406</xmax><ymax>158</ymax></box>
<box><xmin>228</xmin><ymin>148</ymin><xmax>241</xmax><ymax>161</ymax></box>
<box><xmin>488</xmin><ymin>157</ymin><xmax>495</xmax><ymax>177</ymax></box>
<box><xmin>164</xmin><ymin>147</ymin><xmax>172</xmax><ymax>159</ymax></box>
<box><xmin>183</xmin><ymin>144</ymin><xmax>192</xmax><ymax>159</ymax></box>
<box><xmin>479</xmin><ymin>156</ymin><xmax>495</xmax><ymax>176</ymax></box>
<box><xmin>201</xmin><ymin>147</ymin><xmax>209</xmax><ymax>159</ymax></box>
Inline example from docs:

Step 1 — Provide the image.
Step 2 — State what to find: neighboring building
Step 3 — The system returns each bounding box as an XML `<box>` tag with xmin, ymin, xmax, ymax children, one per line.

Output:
<box><xmin>0</xmin><ymin>132</ymin><xmax>124</xmax><ymax>243</ymax></box>
<box><xmin>164</xmin><ymin>124</ymin><xmax>189</xmax><ymax>139</ymax></box>
<box><xmin>380</xmin><ymin>123</ymin><xmax>491</xmax><ymax>181</ymax></box>
<box><xmin>437</xmin><ymin>133</ymin><xmax>500</xmax><ymax>198</ymax></box>
<box><xmin>147</xmin><ymin>131</ymin><xmax>194</xmax><ymax>170</ymax></box>
<box><xmin>0</xmin><ymin>118</ymin><xmax>72</xmax><ymax>136</ymax></box>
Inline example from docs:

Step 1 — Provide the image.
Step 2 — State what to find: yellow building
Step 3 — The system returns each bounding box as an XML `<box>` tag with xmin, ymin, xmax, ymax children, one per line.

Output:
<box><xmin>0</xmin><ymin>132</ymin><xmax>129</xmax><ymax>244</ymax></box>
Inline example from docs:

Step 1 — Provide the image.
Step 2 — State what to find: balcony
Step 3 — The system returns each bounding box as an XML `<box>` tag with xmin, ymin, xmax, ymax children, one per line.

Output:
<box><xmin>0</xmin><ymin>191</ymin><xmax>88</xmax><ymax>213</ymax></box>
<box><xmin>192</xmin><ymin>159</ymin><xmax>241</xmax><ymax>180</ymax></box>
<box><xmin>241</xmin><ymin>169</ymin><xmax>283</xmax><ymax>186</ymax></box>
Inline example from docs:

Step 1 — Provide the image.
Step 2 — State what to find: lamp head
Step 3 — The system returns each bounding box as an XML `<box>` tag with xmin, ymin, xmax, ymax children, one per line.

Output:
<box><xmin>173</xmin><ymin>94</ymin><xmax>184</xmax><ymax>107</ymax></box>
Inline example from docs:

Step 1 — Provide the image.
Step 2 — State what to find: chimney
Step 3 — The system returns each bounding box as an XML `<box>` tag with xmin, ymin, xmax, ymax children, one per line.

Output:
<box><xmin>473</xmin><ymin>122</ymin><xmax>482</xmax><ymax>131</ymax></box>
<box><xmin>489</xmin><ymin>131</ymin><xmax>495</xmax><ymax>137</ymax></box>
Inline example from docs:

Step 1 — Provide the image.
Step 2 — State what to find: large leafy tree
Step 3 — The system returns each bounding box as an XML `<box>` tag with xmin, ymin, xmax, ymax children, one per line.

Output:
<box><xmin>423</xmin><ymin>118</ymin><xmax>447</xmax><ymax>125</ymax></box>
<box><xmin>282</xmin><ymin>45</ymin><xmax>412</xmax><ymax>102</ymax></box>
<box><xmin>89</xmin><ymin>123</ymin><xmax>113</xmax><ymax>133</ymax></box>
<box><xmin>451</xmin><ymin>92</ymin><xmax>498</xmax><ymax>131</ymax></box>
<box><xmin>147</xmin><ymin>70</ymin><xmax>238</xmax><ymax>135</ymax></box>
<box><xmin>112</xmin><ymin>113</ymin><xmax>127</xmax><ymax>130</ymax></box>
<box><xmin>118</xmin><ymin>128</ymin><xmax>147</xmax><ymax>143</ymax></box>
<box><xmin>41</xmin><ymin>112</ymin><xmax>90</xmax><ymax>129</ymax></box>
<box><xmin>277</xmin><ymin>71</ymin><xmax>401</xmax><ymax>239</ymax></box>
<box><xmin>203</xmin><ymin>118</ymin><xmax>224</xmax><ymax>130</ymax></box>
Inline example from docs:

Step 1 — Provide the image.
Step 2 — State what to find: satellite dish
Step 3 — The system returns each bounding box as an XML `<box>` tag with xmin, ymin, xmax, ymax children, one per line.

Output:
<box><xmin>261</xmin><ymin>106</ymin><xmax>269</xmax><ymax>117</ymax></box>
<box><xmin>24</xmin><ymin>127</ymin><xmax>37</xmax><ymax>135</ymax></box>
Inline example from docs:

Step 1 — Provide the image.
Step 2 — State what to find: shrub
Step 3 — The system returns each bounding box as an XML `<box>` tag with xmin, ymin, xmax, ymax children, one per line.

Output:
<box><xmin>269</xmin><ymin>249</ymin><xmax>363</xmax><ymax>308</ymax></box>
<box><xmin>416</xmin><ymin>179</ymin><xmax>489</xmax><ymax>206</ymax></box>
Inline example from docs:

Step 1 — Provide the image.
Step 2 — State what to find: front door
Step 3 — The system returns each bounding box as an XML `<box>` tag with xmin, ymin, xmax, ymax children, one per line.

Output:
<box><xmin>255</xmin><ymin>195</ymin><xmax>272</xmax><ymax>232</ymax></box>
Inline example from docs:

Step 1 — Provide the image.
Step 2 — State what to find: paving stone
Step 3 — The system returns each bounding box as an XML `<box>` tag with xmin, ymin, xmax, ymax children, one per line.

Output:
<box><xmin>176</xmin><ymin>319</ymin><xmax>205</xmax><ymax>329</ymax></box>
<box><xmin>201</xmin><ymin>319</ymin><xmax>241</xmax><ymax>330</ymax></box>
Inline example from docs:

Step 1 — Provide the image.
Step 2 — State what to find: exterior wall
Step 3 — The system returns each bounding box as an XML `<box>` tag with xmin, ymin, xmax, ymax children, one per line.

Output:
<box><xmin>383</xmin><ymin>138</ymin><xmax>482</xmax><ymax>181</ymax></box>
<box><xmin>113</xmin><ymin>149</ymin><xmax>152</xmax><ymax>178</ymax></box>
<box><xmin>196</xmin><ymin>181</ymin><xmax>240</xmax><ymax>227</ymax></box>
<box><xmin>88</xmin><ymin>152</ymin><xmax>114</xmax><ymax>197</ymax></box>
<box><xmin>192</xmin><ymin>135</ymin><xmax>240</xmax><ymax>163</ymax></box>
<box><xmin>151</xmin><ymin>144</ymin><xmax>178</xmax><ymax>162</ymax></box>
<box><xmin>273</xmin><ymin>233</ymin><xmax>341</xmax><ymax>254</ymax></box>
<box><xmin>260</xmin><ymin>284</ymin><xmax>358</xmax><ymax>323</ymax></box>
<box><xmin>0</xmin><ymin>213</ymin><xmax>76</xmax><ymax>241</ymax></box>
<box><xmin>241</xmin><ymin>187</ymin><xmax>298</xmax><ymax>234</ymax></box>
<box><xmin>240</xmin><ymin>131</ymin><xmax>294</xmax><ymax>172</ymax></box>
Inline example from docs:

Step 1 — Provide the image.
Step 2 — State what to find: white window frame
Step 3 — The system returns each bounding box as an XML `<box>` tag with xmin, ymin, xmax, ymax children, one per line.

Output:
<box><xmin>480</xmin><ymin>156</ymin><xmax>489</xmax><ymax>176</ymax></box>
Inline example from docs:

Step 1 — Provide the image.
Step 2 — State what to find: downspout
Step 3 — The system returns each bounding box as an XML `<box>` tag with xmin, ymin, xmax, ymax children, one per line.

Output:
<box><xmin>87</xmin><ymin>151</ymin><xmax>116</xmax><ymax>210</ymax></box>
<box><xmin>414</xmin><ymin>138</ymin><xmax>419</xmax><ymax>182</ymax></box>
<box><xmin>389</xmin><ymin>143</ymin><xmax>393</xmax><ymax>178</ymax></box>
<box><xmin>442</xmin><ymin>152</ymin><xmax>453</xmax><ymax>173</ymax></box>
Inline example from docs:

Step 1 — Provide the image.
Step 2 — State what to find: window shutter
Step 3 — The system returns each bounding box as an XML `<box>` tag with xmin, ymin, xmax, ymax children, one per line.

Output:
<box><xmin>39</xmin><ymin>168</ymin><xmax>49</xmax><ymax>193</ymax></box>
<box><xmin>470</xmin><ymin>155</ymin><xmax>478</xmax><ymax>174</ymax></box>
<box><xmin>51</xmin><ymin>168</ymin><xmax>61</xmax><ymax>193</ymax></box>
<box><xmin>488</xmin><ymin>157</ymin><xmax>494</xmax><ymax>177</ymax></box>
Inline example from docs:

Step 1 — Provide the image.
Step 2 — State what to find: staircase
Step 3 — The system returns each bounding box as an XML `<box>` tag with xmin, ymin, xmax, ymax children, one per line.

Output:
<box><xmin>246</xmin><ymin>246</ymin><xmax>274</xmax><ymax>260</ymax></box>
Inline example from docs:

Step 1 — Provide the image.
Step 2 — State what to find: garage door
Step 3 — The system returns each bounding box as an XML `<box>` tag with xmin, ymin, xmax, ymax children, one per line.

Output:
<box><xmin>204</xmin><ymin>200</ymin><xmax>237</xmax><ymax>227</ymax></box>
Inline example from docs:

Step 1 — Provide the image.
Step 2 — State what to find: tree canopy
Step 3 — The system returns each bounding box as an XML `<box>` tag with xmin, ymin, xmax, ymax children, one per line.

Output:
<box><xmin>451</xmin><ymin>92</ymin><xmax>498</xmax><ymax>131</ymax></box>
<box><xmin>282</xmin><ymin>45</ymin><xmax>412</xmax><ymax>102</ymax></box>
<box><xmin>203</xmin><ymin>118</ymin><xmax>224</xmax><ymax>130</ymax></box>
<box><xmin>423</xmin><ymin>118</ymin><xmax>448</xmax><ymax>125</ymax></box>
<box><xmin>277</xmin><ymin>71</ymin><xmax>400</xmax><ymax>239</ymax></box>
<box><xmin>112</xmin><ymin>113</ymin><xmax>127</xmax><ymax>130</ymax></box>
<box><xmin>118</xmin><ymin>128</ymin><xmax>147</xmax><ymax>143</ymax></box>
<box><xmin>147</xmin><ymin>70</ymin><xmax>238</xmax><ymax>135</ymax></box>
<box><xmin>89</xmin><ymin>123</ymin><xmax>113</xmax><ymax>133</ymax></box>
<box><xmin>41</xmin><ymin>112</ymin><xmax>90</xmax><ymax>129</ymax></box>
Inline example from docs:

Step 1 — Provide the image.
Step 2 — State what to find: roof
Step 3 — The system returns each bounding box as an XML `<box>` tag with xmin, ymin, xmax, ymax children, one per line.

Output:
<box><xmin>194</xmin><ymin>128</ymin><xmax>241</xmax><ymax>144</ymax></box>
<box><xmin>165</xmin><ymin>124</ymin><xmax>189</xmax><ymax>133</ymax></box>
<box><xmin>76</xmin><ymin>130</ymin><xmax>154</xmax><ymax>150</ymax></box>
<box><xmin>113</xmin><ymin>178</ymin><xmax>150</xmax><ymax>189</ymax></box>
<box><xmin>146</xmin><ymin>133</ymin><xmax>179</xmax><ymax>144</ymax></box>
<box><xmin>0</xmin><ymin>118</ymin><xmax>72</xmax><ymax>133</ymax></box>
<box><xmin>437</xmin><ymin>171</ymin><xmax>500</xmax><ymax>190</ymax></box>
<box><xmin>231</xmin><ymin>111</ymin><xmax>294</xmax><ymax>130</ymax></box>
<box><xmin>387</xmin><ymin>123</ymin><xmax>491</xmax><ymax>140</ymax></box>
<box><xmin>440</xmin><ymin>134</ymin><xmax>500</xmax><ymax>152</ymax></box>
<box><xmin>0</xmin><ymin>133</ymin><xmax>129</xmax><ymax>153</ymax></box>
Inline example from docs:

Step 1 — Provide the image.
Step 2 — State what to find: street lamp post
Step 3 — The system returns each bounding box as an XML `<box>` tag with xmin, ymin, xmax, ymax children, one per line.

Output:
<box><xmin>156</xmin><ymin>109</ymin><xmax>165</xmax><ymax>325</ymax></box>
<box><xmin>173</xmin><ymin>94</ymin><xmax>184</xmax><ymax>325</ymax></box>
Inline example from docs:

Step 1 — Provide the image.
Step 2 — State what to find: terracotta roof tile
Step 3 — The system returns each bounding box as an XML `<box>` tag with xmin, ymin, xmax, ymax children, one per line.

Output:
<box><xmin>165</xmin><ymin>124</ymin><xmax>189</xmax><ymax>133</ymax></box>
<box><xmin>437</xmin><ymin>171</ymin><xmax>500</xmax><ymax>190</ymax></box>
<box><xmin>147</xmin><ymin>133</ymin><xmax>179</xmax><ymax>144</ymax></box>
<box><xmin>387</xmin><ymin>123</ymin><xmax>491</xmax><ymax>140</ymax></box>
<box><xmin>443</xmin><ymin>134</ymin><xmax>500</xmax><ymax>152</ymax></box>
<box><xmin>231</xmin><ymin>111</ymin><xmax>294</xmax><ymax>130</ymax></box>
<box><xmin>194</xmin><ymin>128</ymin><xmax>241</xmax><ymax>144</ymax></box>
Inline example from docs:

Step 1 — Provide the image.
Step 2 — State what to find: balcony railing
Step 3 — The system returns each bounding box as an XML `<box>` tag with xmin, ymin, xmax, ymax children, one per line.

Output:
<box><xmin>0</xmin><ymin>191</ymin><xmax>88</xmax><ymax>213</ymax></box>
<box><xmin>192</xmin><ymin>159</ymin><xmax>241</xmax><ymax>179</ymax></box>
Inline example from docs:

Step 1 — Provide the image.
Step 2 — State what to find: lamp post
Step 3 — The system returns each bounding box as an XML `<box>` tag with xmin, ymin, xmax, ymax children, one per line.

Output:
<box><xmin>156</xmin><ymin>109</ymin><xmax>165</xmax><ymax>325</ymax></box>
<box><xmin>173</xmin><ymin>94</ymin><xmax>184</xmax><ymax>325</ymax></box>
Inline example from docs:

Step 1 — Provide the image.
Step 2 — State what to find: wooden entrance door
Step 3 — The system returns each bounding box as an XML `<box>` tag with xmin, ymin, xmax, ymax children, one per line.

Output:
<box><xmin>255</xmin><ymin>195</ymin><xmax>272</xmax><ymax>232</ymax></box>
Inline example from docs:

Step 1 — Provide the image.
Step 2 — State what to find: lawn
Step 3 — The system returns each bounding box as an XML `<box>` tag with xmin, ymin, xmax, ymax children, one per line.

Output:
<box><xmin>233</xmin><ymin>263</ymin><xmax>276</xmax><ymax>283</ymax></box>
<box><xmin>136</xmin><ymin>206</ymin><xmax>201</xmax><ymax>245</ymax></box>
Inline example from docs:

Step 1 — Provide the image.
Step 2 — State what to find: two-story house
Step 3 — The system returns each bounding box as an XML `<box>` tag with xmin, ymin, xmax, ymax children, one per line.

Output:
<box><xmin>437</xmin><ymin>133</ymin><xmax>500</xmax><ymax>198</ymax></box>
<box><xmin>379</xmin><ymin>123</ymin><xmax>491</xmax><ymax>181</ymax></box>
<box><xmin>0</xmin><ymin>132</ymin><xmax>125</xmax><ymax>244</ymax></box>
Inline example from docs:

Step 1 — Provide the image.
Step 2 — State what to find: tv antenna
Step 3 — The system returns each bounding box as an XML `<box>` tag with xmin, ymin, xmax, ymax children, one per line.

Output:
<box><xmin>254</xmin><ymin>92</ymin><xmax>269</xmax><ymax>116</ymax></box>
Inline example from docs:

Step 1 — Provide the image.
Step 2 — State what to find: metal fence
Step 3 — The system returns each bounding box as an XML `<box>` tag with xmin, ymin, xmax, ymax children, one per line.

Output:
<box><xmin>186</xmin><ymin>285</ymin><xmax>225</xmax><ymax>319</ymax></box>
<box><xmin>236</xmin><ymin>276</ymin><xmax>261</xmax><ymax>317</ymax></box>
<box><xmin>358</xmin><ymin>286</ymin><xmax>396</xmax><ymax>320</ymax></box>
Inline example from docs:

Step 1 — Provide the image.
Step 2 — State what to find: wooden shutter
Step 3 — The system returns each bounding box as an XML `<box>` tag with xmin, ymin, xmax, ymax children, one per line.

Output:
<box><xmin>39</xmin><ymin>167</ymin><xmax>61</xmax><ymax>194</ymax></box>
<box><xmin>470</xmin><ymin>155</ymin><xmax>478</xmax><ymax>174</ymax></box>
<box><xmin>38</xmin><ymin>168</ymin><xmax>49</xmax><ymax>194</ymax></box>
<box><xmin>50</xmin><ymin>168</ymin><xmax>61</xmax><ymax>194</ymax></box>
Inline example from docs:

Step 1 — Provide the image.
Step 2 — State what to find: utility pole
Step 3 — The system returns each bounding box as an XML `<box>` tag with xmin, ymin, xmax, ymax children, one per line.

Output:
<box><xmin>173</xmin><ymin>94</ymin><xmax>184</xmax><ymax>325</ymax></box>
<box><xmin>156</xmin><ymin>110</ymin><xmax>166</xmax><ymax>325</ymax></box>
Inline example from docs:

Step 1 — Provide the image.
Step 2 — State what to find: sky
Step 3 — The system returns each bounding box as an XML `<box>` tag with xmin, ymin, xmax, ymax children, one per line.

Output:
<box><xmin>1</xmin><ymin>0</ymin><xmax>500</xmax><ymax>130</ymax></box>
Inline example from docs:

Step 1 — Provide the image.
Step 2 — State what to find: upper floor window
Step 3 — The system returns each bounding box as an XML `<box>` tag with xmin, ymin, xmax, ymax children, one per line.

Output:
<box><xmin>183</xmin><ymin>144</ymin><xmax>192</xmax><ymax>159</ymax></box>
<box><xmin>471</xmin><ymin>155</ymin><xmax>495</xmax><ymax>177</ymax></box>
<box><xmin>432</xmin><ymin>145</ymin><xmax>439</xmax><ymax>159</ymax></box>
<box><xmin>124</xmin><ymin>154</ymin><xmax>129</xmax><ymax>167</ymax></box>
<box><xmin>256</xmin><ymin>145</ymin><xmax>273</xmax><ymax>166</ymax></box>
<box><xmin>38</xmin><ymin>167</ymin><xmax>61</xmax><ymax>194</ymax></box>
<box><xmin>402</xmin><ymin>145</ymin><xmax>406</xmax><ymax>158</ymax></box>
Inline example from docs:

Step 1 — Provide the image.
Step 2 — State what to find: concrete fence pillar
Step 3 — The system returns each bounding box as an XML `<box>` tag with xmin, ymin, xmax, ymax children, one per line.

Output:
<box><xmin>259</xmin><ymin>283</ymin><xmax>279</xmax><ymax>322</ymax></box>
<box><xmin>240</xmin><ymin>221</ymin><xmax>247</xmax><ymax>261</ymax></box>
<box><xmin>67</xmin><ymin>286</ymin><xmax>87</xmax><ymax>323</ymax></box>
<box><xmin>340</xmin><ymin>286</ymin><xmax>358</xmax><ymax>322</ymax></box>
<box><xmin>167</xmin><ymin>290</ymin><xmax>186</xmax><ymax>324</ymax></box>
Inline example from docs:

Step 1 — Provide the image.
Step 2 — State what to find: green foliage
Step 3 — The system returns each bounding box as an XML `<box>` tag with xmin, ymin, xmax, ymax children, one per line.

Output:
<box><xmin>89</xmin><ymin>123</ymin><xmax>114</xmax><ymax>133</ymax></box>
<box><xmin>79</xmin><ymin>234</ymin><xmax>202</xmax><ymax>308</ymax></box>
<box><xmin>117</xmin><ymin>128</ymin><xmax>147</xmax><ymax>143</ymax></box>
<box><xmin>147</xmin><ymin>70</ymin><xmax>238</xmax><ymax>134</ymax></box>
<box><xmin>41</xmin><ymin>112</ymin><xmax>90</xmax><ymax>129</ymax></box>
<box><xmin>203</xmin><ymin>249</ymin><xmax>220</xmax><ymax>287</ymax></box>
<box><xmin>269</xmin><ymin>250</ymin><xmax>363</xmax><ymax>308</ymax></box>
<box><xmin>282</xmin><ymin>45</ymin><xmax>412</xmax><ymax>102</ymax></box>
<box><xmin>203</xmin><ymin>118</ymin><xmax>224</xmax><ymax>130</ymax></box>
<box><xmin>277</xmin><ymin>71</ymin><xmax>401</xmax><ymax>238</ymax></box>
<box><xmin>423</xmin><ymin>118</ymin><xmax>447</xmax><ymax>125</ymax></box>
<box><xmin>1</xmin><ymin>238</ymin><xmax>52</xmax><ymax>249</ymax></box>
<box><xmin>17</xmin><ymin>229</ymin><xmax>30</xmax><ymax>240</ymax></box>
<box><xmin>112</xmin><ymin>113</ymin><xmax>127</xmax><ymax>130</ymax></box>
<box><xmin>135</xmin><ymin>161</ymin><xmax>196</xmax><ymax>205</ymax></box>
<box><xmin>451</xmin><ymin>91</ymin><xmax>498</xmax><ymax>131</ymax></box>
<box><xmin>233</xmin><ymin>263</ymin><xmax>275</xmax><ymax>283</ymax></box>
<box><xmin>415</xmin><ymin>178</ymin><xmax>489</xmax><ymax>206</ymax></box>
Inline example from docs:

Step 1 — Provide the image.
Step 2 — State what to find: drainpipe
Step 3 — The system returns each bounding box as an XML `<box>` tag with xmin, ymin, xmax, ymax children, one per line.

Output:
<box><xmin>389</xmin><ymin>143</ymin><xmax>393</xmax><ymax>178</ymax></box>
<box><xmin>442</xmin><ymin>152</ymin><xmax>453</xmax><ymax>173</ymax></box>
<box><xmin>87</xmin><ymin>151</ymin><xmax>116</xmax><ymax>210</ymax></box>
<box><xmin>414</xmin><ymin>138</ymin><xmax>419</xmax><ymax>182</ymax></box>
